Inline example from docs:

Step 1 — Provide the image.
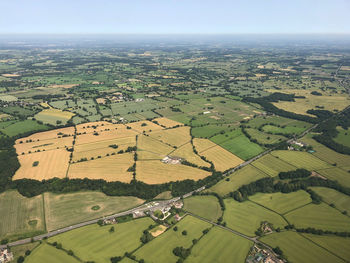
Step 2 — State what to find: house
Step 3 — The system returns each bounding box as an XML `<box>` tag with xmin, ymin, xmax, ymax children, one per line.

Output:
<box><xmin>162</xmin><ymin>156</ymin><xmax>182</xmax><ymax>164</ymax></box>
<box><xmin>0</xmin><ymin>248</ymin><xmax>13</xmax><ymax>263</ymax></box>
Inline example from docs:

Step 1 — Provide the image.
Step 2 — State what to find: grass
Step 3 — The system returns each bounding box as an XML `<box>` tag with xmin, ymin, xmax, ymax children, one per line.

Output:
<box><xmin>35</xmin><ymin>109</ymin><xmax>75</xmax><ymax>125</ymax></box>
<box><xmin>49</xmin><ymin>217</ymin><xmax>153</xmax><ymax>263</ymax></box>
<box><xmin>334</xmin><ymin>127</ymin><xmax>350</xmax><ymax>148</ymax></box>
<box><xmin>171</xmin><ymin>142</ymin><xmax>211</xmax><ymax>168</ymax></box>
<box><xmin>209</xmin><ymin>165</ymin><xmax>267</xmax><ymax>196</ymax></box>
<box><xmin>186</xmin><ymin>227</ymin><xmax>253</xmax><ymax>263</ymax></box>
<box><xmin>310</xmin><ymin>187</ymin><xmax>350</xmax><ymax>215</ymax></box>
<box><xmin>0</xmin><ymin>120</ymin><xmax>49</xmax><ymax>137</ymax></box>
<box><xmin>251</xmin><ymin>153</ymin><xmax>296</xmax><ymax>177</ymax></box>
<box><xmin>223</xmin><ymin>199</ymin><xmax>286</xmax><ymax>236</ymax></box>
<box><xmin>154</xmin><ymin>191</ymin><xmax>172</xmax><ymax>200</ymax></box>
<box><xmin>183</xmin><ymin>195</ymin><xmax>222</xmax><ymax>221</ymax></box>
<box><xmin>271</xmin><ymin>150</ymin><xmax>331</xmax><ymax>171</ymax></box>
<box><xmin>303</xmin><ymin>234</ymin><xmax>350</xmax><ymax>262</ymax></box>
<box><xmin>316</xmin><ymin>167</ymin><xmax>350</xmax><ymax>188</ymax></box>
<box><xmin>10</xmin><ymin>242</ymin><xmax>40</xmax><ymax>262</ymax></box>
<box><xmin>44</xmin><ymin>191</ymin><xmax>144</xmax><ymax>231</ymax></box>
<box><xmin>0</xmin><ymin>190</ymin><xmax>45</xmax><ymax>241</ymax></box>
<box><xmin>245</xmin><ymin>128</ymin><xmax>286</xmax><ymax>145</ymax></box>
<box><xmin>260</xmin><ymin>231</ymin><xmax>344</xmax><ymax>263</ymax></box>
<box><xmin>134</xmin><ymin>215</ymin><xmax>211</xmax><ymax>263</ymax></box>
<box><xmin>191</xmin><ymin>124</ymin><xmax>236</xmax><ymax>138</ymax></box>
<box><xmin>285</xmin><ymin>203</ymin><xmax>350</xmax><ymax>232</ymax></box>
<box><xmin>249</xmin><ymin>191</ymin><xmax>312</xmax><ymax>214</ymax></box>
<box><xmin>25</xmin><ymin>243</ymin><xmax>80</xmax><ymax>263</ymax></box>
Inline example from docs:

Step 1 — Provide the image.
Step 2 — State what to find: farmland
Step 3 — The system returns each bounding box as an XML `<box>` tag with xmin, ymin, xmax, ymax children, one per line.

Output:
<box><xmin>25</xmin><ymin>243</ymin><xmax>80</xmax><ymax>263</ymax></box>
<box><xmin>34</xmin><ymin>108</ymin><xmax>75</xmax><ymax>125</ymax></box>
<box><xmin>183</xmin><ymin>195</ymin><xmax>222</xmax><ymax>221</ymax></box>
<box><xmin>251</xmin><ymin>153</ymin><xmax>296</xmax><ymax>177</ymax></box>
<box><xmin>310</xmin><ymin>187</ymin><xmax>350</xmax><ymax>215</ymax></box>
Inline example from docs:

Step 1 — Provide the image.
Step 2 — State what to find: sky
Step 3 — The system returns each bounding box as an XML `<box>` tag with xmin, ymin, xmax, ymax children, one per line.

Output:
<box><xmin>0</xmin><ymin>0</ymin><xmax>349</xmax><ymax>34</ymax></box>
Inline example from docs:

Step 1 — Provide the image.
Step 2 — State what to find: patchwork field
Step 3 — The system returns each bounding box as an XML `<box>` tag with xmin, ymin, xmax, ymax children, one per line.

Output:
<box><xmin>0</xmin><ymin>120</ymin><xmax>49</xmax><ymax>137</ymax></box>
<box><xmin>134</xmin><ymin>216</ymin><xmax>211</xmax><ymax>263</ymax></box>
<box><xmin>34</xmin><ymin>108</ymin><xmax>75</xmax><ymax>125</ymax></box>
<box><xmin>260</xmin><ymin>231</ymin><xmax>344</xmax><ymax>263</ymax></box>
<box><xmin>249</xmin><ymin>191</ymin><xmax>312</xmax><ymax>214</ymax></box>
<box><xmin>186</xmin><ymin>227</ymin><xmax>253</xmax><ymax>263</ymax></box>
<box><xmin>285</xmin><ymin>203</ymin><xmax>350</xmax><ymax>232</ymax></box>
<box><xmin>44</xmin><ymin>192</ymin><xmax>144</xmax><ymax>231</ymax></box>
<box><xmin>0</xmin><ymin>191</ymin><xmax>45</xmax><ymax>240</ymax></box>
<box><xmin>137</xmin><ymin>134</ymin><xmax>173</xmax><ymax>160</ymax></box>
<box><xmin>183</xmin><ymin>195</ymin><xmax>222</xmax><ymax>221</ymax></box>
<box><xmin>25</xmin><ymin>243</ymin><xmax>79</xmax><ymax>263</ymax></box>
<box><xmin>223</xmin><ymin>199</ymin><xmax>286</xmax><ymax>236</ymax></box>
<box><xmin>311</xmin><ymin>187</ymin><xmax>350</xmax><ymax>215</ymax></box>
<box><xmin>209</xmin><ymin>165</ymin><xmax>267</xmax><ymax>196</ymax></box>
<box><xmin>49</xmin><ymin>217</ymin><xmax>153</xmax><ymax>263</ymax></box>
<box><xmin>251</xmin><ymin>153</ymin><xmax>296</xmax><ymax>177</ymax></box>
<box><xmin>147</xmin><ymin>126</ymin><xmax>191</xmax><ymax>147</ymax></box>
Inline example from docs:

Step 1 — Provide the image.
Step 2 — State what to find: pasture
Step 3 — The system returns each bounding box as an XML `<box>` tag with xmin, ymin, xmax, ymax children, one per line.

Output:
<box><xmin>191</xmin><ymin>124</ymin><xmax>235</xmax><ymax>138</ymax></box>
<box><xmin>223</xmin><ymin>199</ymin><xmax>286</xmax><ymax>237</ymax></box>
<box><xmin>0</xmin><ymin>120</ymin><xmax>49</xmax><ymax>137</ymax></box>
<box><xmin>44</xmin><ymin>192</ymin><xmax>144</xmax><ymax>231</ymax></box>
<box><xmin>183</xmin><ymin>195</ymin><xmax>222</xmax><ymax>221</ymax></box>
<box><xmin>134</xmin><ymin>215</ymin><xmax>211</xmax><ymax>263</ymax></box>
<box><xmin>187</xmin><ymin>227</ymin><xmax>253</xmax><ymax>263</ymax></box>
<box><xmin>209</xmin><ymin>165</ymin><xmax>267</xmax><ymax>196</ymax></box>
<box><xmin>25</xmin><ymin>243</ymin><xmax>79</xmax><ymax>263</ymax></box>
<box><xmin>245</xmin><ymin>128</ymin><xmax>286</xmax><ymax>145</ymax></box>
<box><xmin>49</xmin><ymin>218</ymin><xmax>154</xmax><ymax>263</ymax></box>
<box><xmin>334</xmin><ymin>127</ymin><xmax>350</xmax><ymax>147</ymax></box>
<box><xmin>316</xmin><ymin>167</ymin><xmax>350</xmax><ymax>188</ymax></box>
<box><xmin>249</xmin><ymin>191</ymin><xmax>312</xmax><ymax>214</ymax></box>
<box><xmin>310</xmin><ymin>187</ymin><xmax>350</xmax><ymax>215</ymax></box>
<box><xmin>251</xmin><ymin>153</ymin><xmax>296</xmax><ymax>177</ymax></box>
<box><xmin>285</xmin><ymin>203</ymin><xmax>350</xmax><ymax>232</ymax></box>
<box><xmin>260</xmin><ymin>231</ymin><xmax>343</xmax><ymax>263</ymax></box>
<box><xmin>34</xmin><ymin>108</ymin><xmax>75</xmax><ymax>125</ymax></box>
<box><xmin>0</xmin><ymin>190</ymin><xmax>45</xmax><ymax>241</ymax></box>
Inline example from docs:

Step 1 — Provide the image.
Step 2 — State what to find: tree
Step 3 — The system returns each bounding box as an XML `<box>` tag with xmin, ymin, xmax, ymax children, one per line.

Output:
<box><xmin>173</xmin><ymin>226</ymin><xmax>178</xmax><ymax>231</ymax></box>
<box><xmin>182</xmin><ymin>230</ymin><xmax>187</xmax><ymax>236</ymax></box>
<box><xmin>109</xmin><ymin>226</ymin><xmax>115</xmax><ymax>233</ymax></box>
<box><xmin>17</xmin><ymin>256</ymin><xmax>25</xmax><ymax>263</ymax></box>
<box><xmin>25</xmin><ymin>250</ymin><xmax>31</xmax><ymax>256</ymax></box>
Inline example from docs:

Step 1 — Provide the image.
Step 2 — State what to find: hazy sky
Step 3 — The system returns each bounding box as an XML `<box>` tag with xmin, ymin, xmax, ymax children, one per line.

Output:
<box><xmin>1</xmin><ymin>0</ymin><xmax>349</xmax><ymax>34</ymax></box>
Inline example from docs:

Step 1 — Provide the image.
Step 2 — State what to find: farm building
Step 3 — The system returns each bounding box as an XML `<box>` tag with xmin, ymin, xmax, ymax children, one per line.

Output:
<box><xmin>162</xmin><ymin>156</ymin><xmax>182</xmax><ymax>164</ymax></box>
<box><xmin>0</xmin><ymin>248</ymin><xmax>13</xmax><ymax>263</ymax></box>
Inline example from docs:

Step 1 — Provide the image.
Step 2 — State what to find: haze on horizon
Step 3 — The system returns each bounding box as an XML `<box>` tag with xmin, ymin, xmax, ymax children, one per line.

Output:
<box><xmin>0</xmin><ymin>0</ymin><xmax>349</xmax><ymax>35</ymax></box>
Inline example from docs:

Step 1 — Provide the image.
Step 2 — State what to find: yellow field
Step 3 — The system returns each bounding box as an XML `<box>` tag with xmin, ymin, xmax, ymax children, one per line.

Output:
<box><xmin>75</xmin><ymin>128</ymin><xmax>138</xmax><ymax>145</ymax></box>
<box><xmin>193</xmin><ymin>138</ymin><xmax>243</xmax><ymax>171</ymax></box>
<box><xmin>15</xmin><ymin>136</ymin><xmax>73</xmax><ymax>154</ymax></box>
<box><xmin>14</xmin><ymin>149</ymin><xmax>70</xmax><ymax>180</ymax></box>
<box><xmin>68</xmin><ymin>153</ymin><xmax>134</xmax><ymax>182</ymax></box>
<box><xmin>152</xmin><ymin>117</ymin><xmax>183</xmax><ymax>128</ymax></box>
<box><xmin>268</xmin><ymin>89</ymin><xmax>350</xmax><ymax>115</ymax></box>
<box><xmin>136</xmin><ymin>160</ymin><xmax>210</xmax><ymax>184</ymax></box>
<box><xmin>126</xmin><ymin>120</ymin><xmax>163</xmax><ymax>133</ymax></box>
<box><xmin>76</xmin><ymin>121</ymin><xmax>116</xmax><ymax>134</ymax></box>
<box><xmin>16</xmin><ymin>127</ymin><xmax>74</xmax><ymax>142</ymax></box>
<box><xmin>147</xmin><ymin>126</ymin><xmax>191</xmax><ymax>147</ymax></box>
<box><xmin>171</xmin><ymin>142</ymin><xmax>211</xmax><ymax>167</ymax></box>
<box><xmin>48</xmin><ymin>84</ymin><xmax>78</xmax><ymax>89</ymax></box>
<box><xmin>137</xmin><ymin>134</ymin><xmax>174</xmax><ymax>160</ymax></box>
<box><xmin>35</xmin><ymin>108</ymin><xmax>75</xmax><ymax>119</ymax></box>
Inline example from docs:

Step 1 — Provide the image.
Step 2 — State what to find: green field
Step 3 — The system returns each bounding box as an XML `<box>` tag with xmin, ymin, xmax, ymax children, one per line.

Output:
<box><xmin>10</xmin><ymin>242</ymin><xmax>40</xmax><ymax>262</ymax></box>
<box><xmin>223</xmin><ymin>199</ymin><xmax>286</xmax><ymax>236</ymax></box>
<box><xmin>310</xmin><ymin>187</ymin><xmax>350</xmax><ymax>215</ymax></box>
<box><xmin>191</xmin><ymin>124</ymin><xmax>236</xmax><ymax>138</ymax></box>
<box><xmin>251</xmin><ymin>153</ymin><xmax>296</xmax><ymax>177</ymax></box>
<box><xmin>134</xmin><ymin>215</ymin><xmax>211</xmax><ymax>263</ymax></box>
<box><xmin>285</xmin><ymin>203</ymin><xmax>350</xmax><ymax>232</ymax></box>
<box><xmin>49</xmin><ymin>217</ymin><xmax>153</xmax><ymax>263</ymax></box>
<box><xmin>260</xmin><ymin>231</ymin><xmax>344</xmax><ymax>263</ymax></box>
<box><xmin>271</xmin><ymin>150</ymin><xmax>331</xmax><ymax>170</ymax></box>
<box><xmin>44</xmin><ymin>192</ymin><xmax>144</xmax><ymax>231</ymax></box>
<box><xmin>0</xmin><ymin>119</ymin><xmax>49</xmax><ymax>137</ymax></box>
<box><xmin>334</xmin><ymin>127</ymin><xmax>350</xmax><ymax>148</ymax></box>
<box><xmin>183</xmin><ymin>195</ymin><xmax>222</xmax><ymax>221</ymax></box>
<box><xmin>186</xmin><ymin>227</ymin><xmax>253</xmax><ymax>263</ymax></box>
<box><xmin>0</xmin><ymin>190</ymin><xmax>45</xmax><ymax>240</ymax></box>
<box><xmin>262</xmin><ymin>124</ymin><xmax>307</xmax><ymax>135</ymax></box>
<box><xmin>316</xmin><ymin>167</ymin><xmax>350</xmax><ymax>187</ymax></box>
<box><xmin>303</xmin><ymin>234</ymin><xmax>350</xmax><ymax>262</ymax></box>
<box><xmin>209</xmin><ymin>165</ymin><xmax>267</xmax><ymax>196</ymax></box>
<box><xmin>249</xmin><ymin>191</ymin><xmax>312</xmax><ymax>214</ymax></box>
<box><xmin>25</xmin><ymin>243</ymin><xmax>79</xmax><ymax>263</ymax></box>
<box><xmin>245</xmin><ymin>128</ymin><xmax>286</xmax><ymax>145</ymax></box>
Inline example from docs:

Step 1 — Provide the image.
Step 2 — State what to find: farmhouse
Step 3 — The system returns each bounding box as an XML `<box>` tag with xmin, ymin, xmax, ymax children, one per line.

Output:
<box><xmin>0</xmin><ymin>248</ymin><xmax>13</xmax><ymax>263</ymax></box>
<box><xmin>162</xmin><ymin>156</ymin><xmax>182</xmax><ymax>164</ymax></box>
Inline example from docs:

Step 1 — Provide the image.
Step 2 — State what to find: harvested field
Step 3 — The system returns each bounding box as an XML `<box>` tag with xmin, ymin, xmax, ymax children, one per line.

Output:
<box><xmin>16</xmin><ymin>127</ymin><xmax>74</xmax><ymax>142</ymax></box>
<box><xmin>126</xmin><ymin>120</ymin><xmax>163</xmax><ymax>133</ymax></box>
<box><xmin>15</xmin><ymin>136</ymin><xmax>73</xmax><ymax>154</ymax></box>
<box><xmin>171</xmin><ymin>142</ymin><xmax>211</xmax><ymax>167</ymax></box>
<box><xmin>14</xmin><ymin>149</ymin><xmax>70</xmax><ymax>180</ymax></box>
<box><xmin>152</xmin><ymin>117</ymin><xmax>183</xmax><ymax>128</ymax></box>
<box><xmin>150</xmin><ymin>225</ymin><xmax>167</xmax><ymax>237</ymax></box>
<box><xmin>136</xmin><ymin>160</ymin><xmax>210</xmax><ymax>184</ymax></box>
<box><xmin>251</xmin><ymin>153</ymin><xmax>296</xmax><ymax>177</ymax></box>
<box><xmin>137</xmin><ymin>134</ymin><xmax>173</xmax><ymax>160</ymax></box>
<box><xmin>147</xmin><ymin>126</ymin><xmax>191</xmax><ymax>147</ymax></box>
<box><xmin>68</xmin><ymin>153</ymin><xmax>134</xmax><ymax>182</ymax></box>
<box><xmin>75</xmin><ymin>128</ymin><xmax>138</xmax><ymax>145</ymax></box>
<box><xmin>76</xmin><ymin>121</ymin><xmax>113</xmax><ymax>133</ymax></box>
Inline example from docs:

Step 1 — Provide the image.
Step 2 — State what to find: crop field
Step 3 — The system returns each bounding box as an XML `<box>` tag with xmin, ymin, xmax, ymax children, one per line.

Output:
<box><xmin>14</xmin><ymin>149</ymin><xmax>70</xmax><ymax>180</ymax></box>
<box><xmin>134</xmin><ymin>216</ymin><xmax>211</xmax><ymax>263</ymax></box>
<box><xmin>25</xmin><ymin>243</ymin><xmax>79</xmax><ymax>263</ymax></box>
<box><xmin>271</xmin><ymin>150</ymin><xmax>331</xmax><ymax>171</ymax></box>
<box><xmin>147</xmin><ymin>126</ymin><xmax>191</xmax><ymax>147</ymax></box>
<box><xmin>187</xmin><ymin>227</ymin><xmax>253</xmax><ymax>263</ymax></box>
<box><xmin>249</xmin><ymin>191</ymin><xmax>311</xmax><ymax>214</ymax></box>
<box><xmin>171</xmin><ymin>142</ymin><xmax>211</xmax><ymax>167</ymax></box>
<box><xmin>49</xmin><ymin>218</ymin><xmax>153</xmax><ymax>263</ymax></box>
<box><xmin>136</xmin><ymin>160</ymin><xmax>210</xmax><ymax>184</ymax></box>
<box><xmin>75</xmin><ymin>128</ymin><xmax>138</xmax><ymax>145</ymax></box>
<box><xmin>10</xmin><ymin>242</ymin><xmax>40</xmax><ymax>262</ymax></box>
<box><xmin>285</xmin><ymin>203</ymin><xmax>350</xmax><ymax>232</ymax></box>
<box><xmin>311</xmin><ymin>187</ymin><xmax>350</xmax><ymax>215</ymax></box>
<box><xmin>251</xmin><ymin>153</ymin><xmax>296</xmax><ymax>177</ymax></box>
<box><xmin>17</xmin><ymin>127</ymin><xmax>75</xmax><ymax>141</ymax></box>
<box><xmin>334</xmin><ymin>127</ymin><xmax>350</xmax><ymax>147</ymax></box>
<box><xmin>68</xmin><ymin>153</ymin><xmax>134</xmax><ymax>182</ymax></box>
<box><xmin>137</xmin><ymin>134</ymin><xmax>173</xmax><ymax>160</ymax></box>
<box><xmin>191</xmin><ymin>124</ymin><xmax>236</xmax><ymax>138</ymax></box>
<box><xmin>193</xmin><ymin>138</ymin><xmax>244</xmax><ymax>171</ymax></box>
<box><xmin>15</xmin><ymin>136</ymin><xmax>73</xmax><ymax>154</ymax></box>
<box><xmin>152</xmin><ymin>117</ymin><xmax>183</xmax><ymax>128</ymax></box>
<box><xmin>34</xmin><ymin>108</ymin><xmax>75</xmax><ymax>125</ymax></box>
<box><xmin>0</xmin><ymin>191</ymin><xmax>45</xmax><ymax>240</ymax></box>
<box><xmin>126</xmin><ymin>120</ymin><xmax>163</xmax><ymax>133</ymax></box>
<box><xmin>0</xmin><ymin>120</ymin><xmax>49</xmax><ymax>137</ymax></box>
<box><xmin>209</xmin><ymin>165</ymin><xmax>267</xmax><ymax>196</ymax></box>
<box><xmin>303</xmin><ymin>234</ymin><xmax>350</xmax><ymax>262</ymax></box>
<box><xmin>260</xmin><ymin>232</ymin><xmax>344</xmax><ymax>263</ymax></box>
<box><xmin>301</xmin><ymin>134</ymin><xmax>350</xmax><ymax>168</ymax></box>
<box><xmin>44</xmin><ymin>192</ymin><xmax>144</xmax><ymax>231</ymax></box>
<box><xmin>183</xmin><ymin>195</ymin><xmax>222</xmax><ymax>221</ymax></box>
<box><xmin>245</xmin><ymin>128</ymin><xmax>286</xmax><ymax>145</ymax></box>
<box><xmin>223</xmin><ymin>199</ymin><xmax>286</xmax><ymax>236</ymax></box>
<box><xmin>316</xmin><ymin>167</ymin><xmax>350</xmax><ymax>188</ymax></box>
